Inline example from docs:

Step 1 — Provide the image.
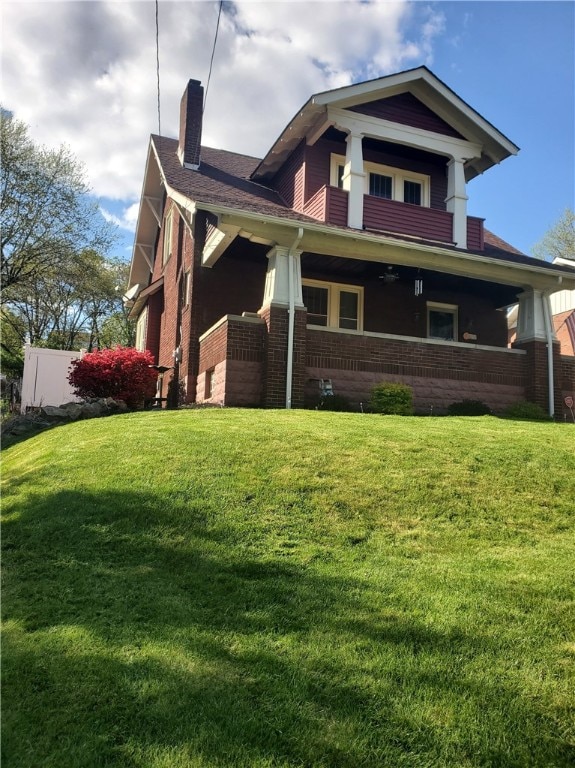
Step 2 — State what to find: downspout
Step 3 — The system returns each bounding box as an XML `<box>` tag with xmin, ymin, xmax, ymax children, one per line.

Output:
<box><xmin>286</xmin><ymin>227</ymin><xmax>304</xmax><ymax>409</ymax></box>
<box><xmin>542</xmin><ymin>291</ymin><xmax>555</xmax><ymax>419</ymax></box>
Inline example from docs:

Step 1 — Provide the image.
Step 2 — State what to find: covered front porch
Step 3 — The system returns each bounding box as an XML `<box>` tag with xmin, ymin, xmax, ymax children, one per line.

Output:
<box><xmin>193</xmin><ymin>229</ymin><xmax>562</xmax><ymax>413</ymax></box>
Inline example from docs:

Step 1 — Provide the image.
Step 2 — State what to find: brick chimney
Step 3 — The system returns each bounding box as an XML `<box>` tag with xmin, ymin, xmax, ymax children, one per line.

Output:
<box><xmin>178</xmin><ymin>79</ymin><xmax>203</xmax><ymax>170</ymax></box>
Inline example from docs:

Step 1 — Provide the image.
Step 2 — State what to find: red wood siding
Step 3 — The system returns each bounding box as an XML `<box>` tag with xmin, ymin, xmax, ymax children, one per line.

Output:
<box><xmin>303</xmin><ymin>186</ymin><xmax>327</xmax><ymax>220</ymax></box>
<box><xmin>467</xmin><ymin>216</ymin><xmax>484</xmax><ymax>251</ymax></box>
<box><xmin>326</xmin><ymin>187</ymin><xmax>349</xmax><ymax>227</ymax></box>
<box><xmin>363</xmin><ymin>196</ymin><xmax>454</xmax><ymax>242</ymax></box>
<box><xmin>304</xmin><ymin>139</ymin><xmax>342</xmax><ymax>201</ymax></box>
<box><xmin>273</xmin><ymin>140</ymin><xmax>305</xmax><ymax>210</ymax></box>
<box><xmin>303</xmin><ymin>185</ymin><xmax>349</xmax><ymax>227</ymax></box>
<box><xmin>349</xmin><ymin>93</ymin><xmax>465</xmax><ymax>139</ymax></box>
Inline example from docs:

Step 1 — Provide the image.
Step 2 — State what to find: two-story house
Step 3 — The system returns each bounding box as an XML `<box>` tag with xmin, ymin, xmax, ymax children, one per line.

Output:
<box><xmin>127</xmin><ymin>67</ymin><xmax>575</xmax><ymax>415</ymax></box>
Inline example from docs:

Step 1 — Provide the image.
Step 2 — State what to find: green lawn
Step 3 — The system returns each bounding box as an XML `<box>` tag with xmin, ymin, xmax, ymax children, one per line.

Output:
<box><xmin>2</xmin><ymin>410</ymin><xmax>574</xmax><ymax>767</ymax></box>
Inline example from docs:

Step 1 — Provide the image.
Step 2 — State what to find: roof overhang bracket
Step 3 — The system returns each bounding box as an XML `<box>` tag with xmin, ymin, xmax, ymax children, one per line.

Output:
<box><xmin>144</xmin><ymin>196</ymin><xmax>163</xmax><ymax>226</ymax></box>
<box><xmin>136</xmin><ymin>244</ymin><xmax>154</xmax><ymax>271</ymax></box>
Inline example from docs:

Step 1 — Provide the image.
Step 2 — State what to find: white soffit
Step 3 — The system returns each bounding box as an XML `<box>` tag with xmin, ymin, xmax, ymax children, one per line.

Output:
<box><xmin>128</xmin><ymin>140</ymin><xmax>166</xmax><ymax>291</ymax></box>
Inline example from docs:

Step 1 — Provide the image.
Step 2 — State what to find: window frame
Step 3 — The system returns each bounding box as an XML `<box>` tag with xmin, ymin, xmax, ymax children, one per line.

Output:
<box><xmin>330</xmin><ymin>154</ymin><xmax>430</xmax><ymax>207</ymax></box>
<box><xmin>162</xmin><ymin>209</ymin><xmax>173</xmax><ymax>266</ymax></box>
<box><xmin>135</xmin><ymin>307</ymin><xmax>148</xmax><ymax>352</ymax></box>
<box><xmin>205</xmin><ymin>368</ymin><xmax>215</xmax><ymax>399</ymax></box>
<box><xmin>302</xmin><ymin>278</ymin><xmax>364</xmax><ymax>332</ymax></box>
<box><xmin>181</xmin><ymin>271</ymin><xmax>191</xmax><ymax>308</ymax></box>
<box><xmin>427</xmin><ymin>301</ymin><xmax>459</xmax><ymax>342</ymax></box>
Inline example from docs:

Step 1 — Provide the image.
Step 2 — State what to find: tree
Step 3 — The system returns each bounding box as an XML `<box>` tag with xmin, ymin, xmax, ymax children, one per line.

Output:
<box><xmin>1</xmin><ymin>110</ymin><xmax>116</xmax><ymax>291</ymax></box>
<box><xmin>2</xmin><ymin>251</ymin><xmax>132</xmax><ymax>352</ymax></box>
<box><xmin>532</xmin><ymin>209</ymin><xmax>575</xmax><ymax>263</ymax></box>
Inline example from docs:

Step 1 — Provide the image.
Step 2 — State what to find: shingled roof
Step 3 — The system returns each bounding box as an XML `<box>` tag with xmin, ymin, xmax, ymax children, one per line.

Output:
<box><xmin>154</xmin><ymin>135</ymin><xmax>575</xmax><ymax>279</ymax></box>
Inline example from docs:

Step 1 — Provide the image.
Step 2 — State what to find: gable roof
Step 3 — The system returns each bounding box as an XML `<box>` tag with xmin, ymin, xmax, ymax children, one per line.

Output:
<box><xmin>252</xmin><ymin>66</ymin><xmax>520</xmax><ymax>183</ymax></box>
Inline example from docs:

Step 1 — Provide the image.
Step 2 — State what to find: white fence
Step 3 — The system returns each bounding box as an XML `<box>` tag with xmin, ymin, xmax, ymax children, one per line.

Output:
<box><xmin>20</xmin><ymin>345</ymin><xmax>84</xmax><ymax>414</ymax></box>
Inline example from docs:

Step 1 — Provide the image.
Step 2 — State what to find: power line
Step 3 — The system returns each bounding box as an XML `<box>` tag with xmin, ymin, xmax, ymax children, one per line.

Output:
<box><xmin>203</xmin><ymin>0</ymin><xmax>223</xmax><ymax>114</ymax></box>
<box><xmin>155</xmin><ymin>0</ymin><xmax>161</xmax><ymax>135</ymax></box>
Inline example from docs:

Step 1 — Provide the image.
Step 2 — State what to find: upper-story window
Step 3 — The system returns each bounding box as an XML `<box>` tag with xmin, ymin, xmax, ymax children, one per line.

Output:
<box><xmin>331</xmin><ymin>154</ymin><xmax>430</xmax><ymax>207</ymax></box>
<box><xmin>302</xmin><ymin>279</ymin><xmax>363</xmax><ymax>331</ymax></box>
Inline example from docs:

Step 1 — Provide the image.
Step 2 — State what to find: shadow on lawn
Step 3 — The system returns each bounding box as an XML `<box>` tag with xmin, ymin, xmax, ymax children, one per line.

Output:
<box><xmin>3</xmin><ymin>488</ymin><xmax>570</xmax><ymax>768</ymax></box>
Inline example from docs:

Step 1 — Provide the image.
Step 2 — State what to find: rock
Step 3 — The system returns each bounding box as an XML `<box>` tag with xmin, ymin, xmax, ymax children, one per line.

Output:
<box><xmin>81</xmin><ymin>402</ymin><xmax>103</xmax><ymax>418</ymax></box>
<box><xmin>61</xmin><ymin>403</ymin><xmax>83</xmax><ymax>420</ymax></box>
<box><xmin>41</xmin><ymin>405</ymin><xmax>69</xmax><ymax>420</ymax></box>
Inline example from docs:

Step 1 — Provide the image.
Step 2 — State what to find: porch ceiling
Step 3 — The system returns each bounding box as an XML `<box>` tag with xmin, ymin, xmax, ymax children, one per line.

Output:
<box><xmin>300</xmin><ymin>253</ymin><xmax>519</xmax><ymax>307</ymax></box>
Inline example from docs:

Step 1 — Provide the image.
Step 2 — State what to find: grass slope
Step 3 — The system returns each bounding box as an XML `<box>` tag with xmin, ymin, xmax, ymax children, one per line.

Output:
<box><xmin>2</xmin><ymin>410</ymin><xmax>575</xmax><ymax>768</ymax></box>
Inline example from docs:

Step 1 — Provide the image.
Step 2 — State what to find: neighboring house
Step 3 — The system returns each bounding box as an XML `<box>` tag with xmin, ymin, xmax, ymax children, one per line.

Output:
<box><xmin>509</xmin><ymin>256</ymin><xmax>575</xmax><ymax>356</ymax></box>
<box><xmin>127</xmin><ymin>67</ymin><xmax>575</xmax><ymax>416</ymax></box>
<box><xmin>550</xmin><ymin>257</ymin><xmax>575</xmax><ymax>357</ymax></box>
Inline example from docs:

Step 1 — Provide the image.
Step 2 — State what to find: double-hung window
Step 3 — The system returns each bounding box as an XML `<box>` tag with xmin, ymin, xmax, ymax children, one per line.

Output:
<box><xmin>331</xmin><ymin>155</ymin><xmax>429</xmax><ymax>207</ymax></box>
<box><xmin>302</xmin><ymin>279</ymin><xmax>363</xmax><ymax>331</ymax></box>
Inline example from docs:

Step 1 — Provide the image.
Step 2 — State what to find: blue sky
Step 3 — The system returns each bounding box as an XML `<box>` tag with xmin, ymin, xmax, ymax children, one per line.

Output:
<box><xmin>2</xmin><ymin>1</ymin><xmax>573</xmax><ymax>262</ymax></box>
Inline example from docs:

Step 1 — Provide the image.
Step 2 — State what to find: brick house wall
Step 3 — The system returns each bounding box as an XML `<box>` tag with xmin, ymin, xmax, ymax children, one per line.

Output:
<box><xmin>259</xmin><ymin>305</ymin><xmax>307</xmax><ymax>408</ymax></box>
<box><xmin>306</xmin><ymin>328</ymin><xmax>526</xmax><ymax>413</ymax></box>
<box><xmin>197</xmin><ymin>315</ymin><xmax>266</xmax><ymax>406</ymax></box>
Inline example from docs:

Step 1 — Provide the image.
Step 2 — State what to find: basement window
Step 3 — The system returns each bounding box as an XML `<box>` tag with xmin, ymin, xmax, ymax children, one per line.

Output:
<box><xmin>205</xmin><ymin>368</ymin><xmax>215</xmax><ymax>399</ymax></box>
<box><xmin>302</xmin><ymin>279</ymin><xmax>363</xmax><ymax>331</ymax></box>
<box><xmin>427</xmin><ymin>302</ymin><xmax>458</xmax><ymax>341</ymax></box>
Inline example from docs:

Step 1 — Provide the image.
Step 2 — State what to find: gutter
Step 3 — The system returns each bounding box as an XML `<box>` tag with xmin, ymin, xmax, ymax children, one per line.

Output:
<box><xmin>286</xmin><ymin>227</ymin><xmax>304</xmax><ymax>409</ymax></box>
<box><xmin>179</xmin><ymin>196</ymin><xmax>575</xmax><ymax>286</ymax></box>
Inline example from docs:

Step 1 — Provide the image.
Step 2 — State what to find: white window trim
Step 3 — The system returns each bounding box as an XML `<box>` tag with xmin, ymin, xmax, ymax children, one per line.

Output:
<box><xmin>135</xmin><ymin>307</ymin><xmax>148</xmax><ymax>352</ymax></box>
<box><xmin>182</xmin><ymin>271</ymin><xmax>190</xmax><ymax>307</ymax></box>
<box><xmin>330</xmin><ymin>154</ymin><xmax>430</xmax><ymax>207</ymax></box>
<box><xmin>302</xmin><ymin>278</ymin><xmax>363</xmax><ymax>331</ymax></box>
<box><xmin>427</xmin><ymin>301</ymin><xmax>458</xmax><ymax>341</ymax></box>
<box><xmin>162</xmin><ymin>209</ymin><xmax>173</xmax><ymax>266</ymax></box>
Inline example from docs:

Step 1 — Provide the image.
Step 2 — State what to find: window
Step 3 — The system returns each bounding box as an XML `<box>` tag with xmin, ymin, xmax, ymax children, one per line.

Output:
<box><xmin>403</xmin><ymin>179</ymin><xmax>422</xmax><ymax>206</ymax></box>
<box><xmin>427</xmin><ymin>302</ymin><xmax>458</xmax><ymax>341</ymax></box>
<box><xmin>162</xmin><ymin>209</ymin><xmax>173</xmax><ymax>266</ymax></box>
<box><xmin>302</xmin><ymin>284</ymin><xmax>328</xmax><ymax>326</ymax></box>
<box><xmin>302</xmin><ymin>279</ymin><xmax>363</xmax><ymax>331</ymax></box>
<box><xmin>330</xmin><ymin>154</ymin><xmax>429</xmax><ymax>207</ymax></box>
<box><xmin>369</xmin><ymin>173</ymin><xmax>393</xmax><ymax>199</ymax></box>
<box><xmin>205</xmin><ymin>368</ymin><xmax>215</xmax><ymax>399</ymax></box>
<box><xmin>181</xmin><ymin>271</ymin><xmax>190</xmax><ymax>307</ymax></box>
<box><xmin>135</xmin><ymin>308</ymin><xmax>148</xmax><ymax>351</ymax></box>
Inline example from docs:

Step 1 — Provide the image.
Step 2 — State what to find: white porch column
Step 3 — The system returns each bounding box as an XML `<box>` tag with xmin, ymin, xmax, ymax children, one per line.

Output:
<box><xmin>446</xmin><ymin>157</ymin><xmax>468</xmax><ymax>249</ymax></box>
<box><xmin>515</xmin><ymin>289</ymin><xmax>554</xmax><ymax>343</ymax></box>
<box><xmin>342</xmin><ymin>132</ymin><xmax>365</xmax><ymax>229</ymax></box>
<box><xmin>261</xmin><ymin>246</ymin><xmax>304</xmax><ymax>308</ymax></box>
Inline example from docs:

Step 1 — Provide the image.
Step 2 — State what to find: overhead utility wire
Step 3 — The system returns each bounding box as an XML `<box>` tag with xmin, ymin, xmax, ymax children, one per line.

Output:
<box><xmin>203</xmin><ymin>0</ymin><xmax>223</xmax><ymax>114</ymax></box>
<box><xmin>155</xmin><ymin>0</ymin><xmax>161</xmax><ymax>135</ymax></box>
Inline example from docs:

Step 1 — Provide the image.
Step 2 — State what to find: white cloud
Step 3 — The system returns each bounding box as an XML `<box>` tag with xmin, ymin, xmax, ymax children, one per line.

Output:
<box><xmin>99</xmin><ymin>202</ymin><xmax>140</xmax><ymax>232</ymax></box>
<box><xmin>1</xmin><ymin>0</ymin><xmax>446</xmax><ymax>201</ymax></box>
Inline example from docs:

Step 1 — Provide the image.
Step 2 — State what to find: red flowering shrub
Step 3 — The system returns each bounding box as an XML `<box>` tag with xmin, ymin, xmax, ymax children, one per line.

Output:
<box><xmin>68</xmin><ymin>347</ymin><xmax>158</xmax><ymax>409</ymax></box>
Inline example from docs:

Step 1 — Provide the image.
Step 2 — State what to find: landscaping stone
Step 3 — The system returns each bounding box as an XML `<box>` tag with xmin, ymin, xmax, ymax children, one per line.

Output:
<box><xmin>1</xmin><ymin>397</ymin><xmax>130</xmax><ymax>445</ymax></box>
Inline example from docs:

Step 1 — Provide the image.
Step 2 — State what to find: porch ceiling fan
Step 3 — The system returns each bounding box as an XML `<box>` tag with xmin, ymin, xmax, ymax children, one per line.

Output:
<box><xmin>379</xmin><ymin>265</ymin><xmax>400</xmax><ymax>284</ymax></box>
